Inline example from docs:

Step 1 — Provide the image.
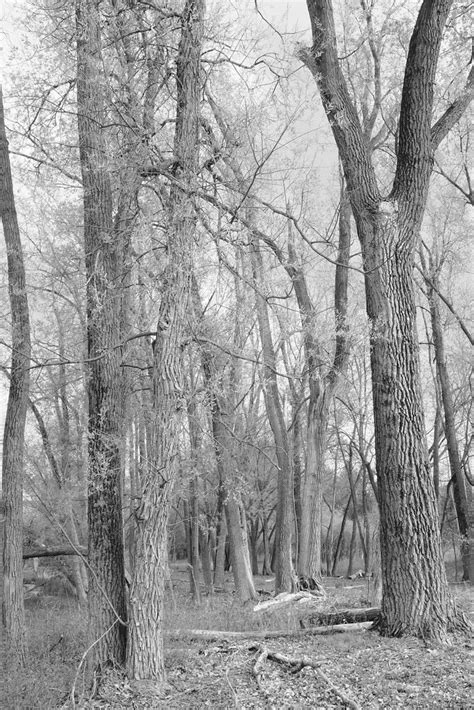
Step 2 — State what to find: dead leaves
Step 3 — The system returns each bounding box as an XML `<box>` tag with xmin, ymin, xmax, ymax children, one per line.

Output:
<box><xmin>250</xmin><ymin>643</ymin><xmax>360</xmax><ymax>709</ymax></box>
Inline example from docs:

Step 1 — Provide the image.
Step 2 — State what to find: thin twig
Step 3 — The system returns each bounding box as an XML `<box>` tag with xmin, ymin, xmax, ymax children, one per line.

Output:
<box><xmin>316</xmin><ymin>667</ymin><xmax>361</xmax><ymax>710</ymax></box>
<box><xmin>70</xmin><ymin>620</ymin><xmax>119</xmax><ymax>710</ymax></box>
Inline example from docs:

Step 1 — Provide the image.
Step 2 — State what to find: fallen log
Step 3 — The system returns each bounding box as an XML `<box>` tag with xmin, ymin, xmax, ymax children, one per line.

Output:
<box><xmin>23</xmin><ymin>546</ymin><xmax>87</xmax><ymax>559</ymax></box>
<box><xmin>167</xmin><ymin>620</ymin><xmax>374</xmax><ymax>642</ymax></box>
<box><xmin>301</xmin><ymin>606</ymin><xmax>380</xmax><ymax>628</ymax></box>
<box><xmin>254</xmin><ymin>591</ymin><xmax>326</xmax><ymax>614</ymax></box>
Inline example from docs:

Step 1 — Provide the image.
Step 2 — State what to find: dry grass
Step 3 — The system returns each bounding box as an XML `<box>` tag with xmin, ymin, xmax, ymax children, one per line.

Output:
<box><xmin>5</xmin><ymin>597</ymin><xmax>86</xmax><ymax>710</ymax></box>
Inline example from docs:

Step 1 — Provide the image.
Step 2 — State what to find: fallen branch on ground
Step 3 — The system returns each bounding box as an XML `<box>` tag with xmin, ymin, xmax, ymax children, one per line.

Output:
<box><xmin>252</xmin><ymin>646</ymin><xmax>270</xmax><ymax>699</ymax></box>
<box><xmin>250</xmin><ymin>643</ymin><xmax>360</xmax><ymax>709</ymax></box>
<box><xmin>167</xmin><ymin>620</ymin><xmax>374</xmax><ymax>642</ymax></box>
<box><xmin>301</xmin><ymin>606</ymin><xmax>380</xmax><ymax>627</ymax></box>
<box><xmin>23</xmin><ymin>546</ymin><xmax>87</xmax><ymax>559</ymax></box>
<box><xmin>254</xmin><ymin>591</ymin><xmax>325</xmax><ymax>613</ymax></box>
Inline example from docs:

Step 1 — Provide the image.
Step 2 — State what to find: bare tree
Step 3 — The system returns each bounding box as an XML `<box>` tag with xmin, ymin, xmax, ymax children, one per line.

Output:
<box><xmin>126</xmin><ymin>0</ymin><xmax>206</xmax><ymax>683</ymax></box>
<box><xmin>75</xmin><ymin>0</ymin><xmax>128</xmax><ymax>667</ymax></box>
<box><xmin>0</xmin><ymin>86</ymin><xmax>31</xmax><ymax>662</ymax></box>
<box><xmin>301</xmin><ymin>0</ymin><xmax>473</xmax><ymax>639</ymax></box>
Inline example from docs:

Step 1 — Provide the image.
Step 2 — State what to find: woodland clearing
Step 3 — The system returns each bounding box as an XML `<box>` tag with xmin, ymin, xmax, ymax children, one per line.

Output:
<box><xmin>5</xmin><ymin>567</ymin><xmax>473</xmax><ymax>709</ymax></box>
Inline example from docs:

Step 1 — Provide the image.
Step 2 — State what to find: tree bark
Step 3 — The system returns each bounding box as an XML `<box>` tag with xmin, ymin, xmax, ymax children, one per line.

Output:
<box><xmin>127</xmin><ymin>0</ymin><xmax>206</xmax><ymax>682</ymax></box>
<box><xmin>0</xmin><ymin>86</ymin><xmax>31</xmax><ymax>661</ymax></box>
<box><xmin>76</xmin><ymin>0</ymin><xmax>128</xmax><ymax>667</ymax></box>
<box><xmin>303</xmin><ymin>0</ymin><xmax>472</xmax><ymax>640</ymax></box>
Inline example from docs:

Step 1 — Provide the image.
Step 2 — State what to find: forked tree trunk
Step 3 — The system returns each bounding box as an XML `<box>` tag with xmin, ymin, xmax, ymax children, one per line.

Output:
<box><xmin>303</xmin><ymin>0</ymin><xmax>472</xmax><ymax>640</ymax></box>
<box><xmin>76</xmin><ymin>0</ymin><xmax>128</xmax><ymax>666</ymax></box>
<box><xmin>127</xmin><ymin>0</ymin><xmax>205</xmax><ymax>682</ymax></box>
<box><xmin>0</xmin><ymin>86</ymin><xmax>31</xmax><ymax>661</ymax></box>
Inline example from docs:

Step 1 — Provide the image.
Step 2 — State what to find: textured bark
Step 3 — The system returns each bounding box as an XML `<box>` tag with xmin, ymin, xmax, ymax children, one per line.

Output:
<box><xmin>303</xmin><ymin>0</ymin><xmax>472</xmax><ymax>640</ymax></box>
<box><xmin>76</xmin><ymin>0</ymin><xmax>128</xmax><ymax>666</ymax></box>
<box><xmin>127</xmin><ymin>0</ymin><xmax>205</xmax><ymax>681</ymax></box>
<box><xmin>0</xmin><ymin>86</ymin><xmax>31</xmax><ymax>661</ymax></box>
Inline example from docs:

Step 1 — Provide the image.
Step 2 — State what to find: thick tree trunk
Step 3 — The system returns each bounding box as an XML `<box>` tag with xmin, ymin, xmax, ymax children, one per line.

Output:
<box><xmin>366</xmin><ymin>213</ymin><xmax>461</xmax><ymax>638</ymax></box>
<box><xmin>76</xmin><ymin>0</ymin><xmax>128</xmax><ymax>667</ymax></box>
<box><xmin>127</xmin><ymin>0</ymin><xmax>205</xmax><ymax>682</ymax></box>
<box><xmin>0</xmin><ymin>86</ymin><xmax>31</xmax><ymax>661</ymax></box>
<box><xmin>303</xmin><ymin>0</ymin><xmax>472</xmax><ymax>640</ymax></box>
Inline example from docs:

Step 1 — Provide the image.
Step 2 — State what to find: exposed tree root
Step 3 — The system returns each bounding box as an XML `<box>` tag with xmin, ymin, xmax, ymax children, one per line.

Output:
<box><xmin>250</xmin><ymin>643</ymin><xmax>360</xmax><ymax>709</ymax></box>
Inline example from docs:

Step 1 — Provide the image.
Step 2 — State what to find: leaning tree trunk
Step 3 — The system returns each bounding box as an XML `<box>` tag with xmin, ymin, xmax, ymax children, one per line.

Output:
<box><xmin>76</xmin><ymin>0</ymin><xmax>128</xmax><ymax>666</ymax></box>
<box><xmin>303</xmin><ymin>0</ymin><xmax>473</xmax><ymax>640</ymax></box>
<box><xmin>0</xmin><ymin>86</ymin><xmax>31</xmax><ymax>662</ymax></box>
<box><xmin>127</xmin><ymin>0</ymin><xmax>205</xmax><ymax>682</ymax></box>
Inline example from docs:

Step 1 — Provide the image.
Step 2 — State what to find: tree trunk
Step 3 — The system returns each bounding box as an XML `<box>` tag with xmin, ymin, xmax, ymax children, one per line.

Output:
<box><xmin>199</xmin><ymin>525</ymin><xmax>214</xmax><ymax>595</ymax></box>
<box><xmin>303</xmin><ymin>0</ymin><xmax>472</xmax><ymax>640</ymax></box>
<box><xmin>261</xmin><ymin>514</ymin><xmax>272</xmax><ymax>576</ymax></box>
<box><xmin>347</xmin><ymin>511</ymin><xmax>357</xmax><ymax>578</ymax></box>
<box><xmin>427</xmin><ymin>271</ymin><xmax>473</xmax><ymax>582</ymax></box>
<box><xmin>76</xmin><ymin>0</ymin><xmax>128</xmax><ymax>667</ymax></box>
<box><xmin>127</xmin><ymin>0</ymin><xmax>205</xmax><ymax>682</ymax></box>
<box><xmin>202</xmin><ymin>354</ymin><xmax>256</xmax><ymax>601</ymax></box>
<box><xmin>249</xmin><ymin>516</ymin><xmax>260</xmax><ymax>576</ymax></box>
<box><xmin>0</xmin><ymin>86</ymin><xmax>31</xmax><ymax>662</ymax></box>
<box><xmin>291</xmin><ymin>186</ymin><xmax>351</xmax><ymax>583</ymax></box>
<box><xmin>250</xmin><ymin>239</ymin><xmax>295</xmax><ymax>593</ymax></box>
<box><xmin>192</xmin><ymin>265</ymin><xmax>257</xmax><ymax>602</ymax></box>
<box><xmin>213</xmin><ymin>498</ymin><xmax>227</xmax><ymax>589</ymax></box>
<box><xmin>186</xmin><ymin>377</ymin><xmax>203</xmax><ymax>603</ymax></box>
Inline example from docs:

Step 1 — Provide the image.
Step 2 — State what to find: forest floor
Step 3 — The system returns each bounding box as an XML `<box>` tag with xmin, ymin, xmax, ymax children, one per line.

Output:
<box><xmin>5</xmin><ymin>568</ymin><xmax>473</xmax><ymax>709</ymax></box>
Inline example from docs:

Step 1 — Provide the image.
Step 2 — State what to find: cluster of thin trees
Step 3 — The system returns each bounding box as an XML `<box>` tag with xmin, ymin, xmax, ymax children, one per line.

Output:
<box><xmin>1</xmin><ymin>0</ymin><xmax>473</xmax><ymax>687</ymax></box>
